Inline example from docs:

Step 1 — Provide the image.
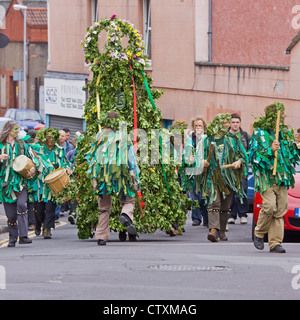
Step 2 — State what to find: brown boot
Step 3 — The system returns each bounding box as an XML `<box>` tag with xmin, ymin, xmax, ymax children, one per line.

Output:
<box><xmin>43</xmin><ymin>228</ymin><xmax>52</xmax><ymax>239</ymax></box>
<box><xmin>207</xmin><ymin>228</ymin><xmax>219</xmax><ymax>242</ymax></box>
<box><xmin>218</xmin><ymin>232</ymin><xmax>228</xmax><ymax>241</ymax></box>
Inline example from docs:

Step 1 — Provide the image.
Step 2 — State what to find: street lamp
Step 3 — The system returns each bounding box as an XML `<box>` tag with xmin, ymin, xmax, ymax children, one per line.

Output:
<box><xmin>13</xmin><ymin>4</ymin><xmax>27</xmax><ymax>109</ymax></box>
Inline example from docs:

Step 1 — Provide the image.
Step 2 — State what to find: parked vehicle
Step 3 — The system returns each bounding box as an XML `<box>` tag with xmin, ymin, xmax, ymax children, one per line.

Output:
<box><xmin>252</xmin><ymin>163</ymin><xmax>300</xmax><ymax>239</ymax></box>
<box><xmin>5</xmin><ymin>108</ymin><xmax>45</xmax><ymax>130</ymax></box>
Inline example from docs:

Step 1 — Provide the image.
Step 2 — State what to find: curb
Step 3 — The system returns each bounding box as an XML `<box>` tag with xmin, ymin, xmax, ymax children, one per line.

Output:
<box><xmin>0</xmin><ymin>226</ymin><xmax>8</xmax><ymax>234</ymax></box>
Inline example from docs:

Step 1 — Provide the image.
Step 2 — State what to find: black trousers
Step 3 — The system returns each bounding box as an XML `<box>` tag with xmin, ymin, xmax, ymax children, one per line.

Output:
<box><xmin>3</xmin><ymin>188</ymin><xmax>28</xmax><ymax>243</ymax></box>
<box><xmin>34</xmin><ymin>200</ymin><xmax>56</xmax><ymax>229</ymax></box>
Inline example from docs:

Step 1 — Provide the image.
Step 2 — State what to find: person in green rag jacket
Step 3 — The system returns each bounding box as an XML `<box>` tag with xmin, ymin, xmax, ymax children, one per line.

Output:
<box><xmin>0</xmin><ymin>120</ymin><xmax>39</xmax><ymax>247</ymax></box>
<box><xmin>195</xmin><ymin>113</ymin><xmax>248</xmax><ymax>242</ymax></box>
<box><xmin>250</xmin><ymin>102</ymin><xmax>300</xmax><ymax>253</ymax></box>
<box><xmin>30</xmin><ymin>128</ymin><xmax>72</xmax><ymax>239</ymax></box>
<box><xmin>86</xmin><ymin>110</ymin><xmax>140</xmax><ymax>246</ymax></box>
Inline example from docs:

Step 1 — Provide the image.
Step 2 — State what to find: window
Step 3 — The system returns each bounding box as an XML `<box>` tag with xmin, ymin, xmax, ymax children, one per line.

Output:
<box><xmin>143</xmin><ymin>0</ymin><xmax>151</xmax><ymax>62</ymax></box>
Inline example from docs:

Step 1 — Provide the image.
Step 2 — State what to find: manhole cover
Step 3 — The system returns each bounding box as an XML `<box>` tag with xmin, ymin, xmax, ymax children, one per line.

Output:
<box><xmin>148</xmin><ymin>264</ymin><xmax>229</xmax><ymax>272</ymax></box>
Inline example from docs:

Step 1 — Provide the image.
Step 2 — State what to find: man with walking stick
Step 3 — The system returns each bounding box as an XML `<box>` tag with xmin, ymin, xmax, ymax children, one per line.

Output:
<box><xmin>196</xmin><ymin>113</ymin><xmax>248</xmax><ymax>242</ymax></box>
<box><xmin>250</xmin><ymin>102</ymin><xmax>300</xmax><ymax>253</ymax></box>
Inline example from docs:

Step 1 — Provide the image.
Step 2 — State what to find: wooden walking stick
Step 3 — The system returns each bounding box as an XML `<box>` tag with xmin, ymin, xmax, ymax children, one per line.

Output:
<box><xmin>131</xmin><ymin>175</ymin><xmax>144</xmax><ymax>217</ymax></box>
<box><xmin>96</xmin><ymin>73</ymin><xmax>101</xmax><ymax>132</ymax></box>
<box><xmin>272</xmin><ymin>110</ymin><xmax>281</xmax><ymax>175</ymax></box>
<box><xmin>220</xmin><ymin>163</ymin><xmax>236</xmax><ymax>169</ymax></box>
<box><xmin>203</xmin><ymin>142</ymin><xmax>214</xmax><ymax>172</ymax></box>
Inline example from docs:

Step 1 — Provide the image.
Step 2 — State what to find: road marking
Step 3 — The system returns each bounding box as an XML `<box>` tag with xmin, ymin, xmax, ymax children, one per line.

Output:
<box><xmin>0</xmin><ymin>221</ymin><xmax>67</xmax><ymax>248</ymax></box>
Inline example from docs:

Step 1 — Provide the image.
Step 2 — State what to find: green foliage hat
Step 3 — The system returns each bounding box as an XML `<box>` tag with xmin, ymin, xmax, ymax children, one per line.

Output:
<box><xmin>253</xmin><ymin>102</ymin><xmax>285</xmax><ymax>131</ymax></box>
<box><xmin>36</xmin><ymin>128</ymin><xmax>60</xmax><ymax>144</ymax></box>
<box><xmin>207</xmin><ymin>113</ymin><xmax>231</xmax><ymax>136</ymax></box>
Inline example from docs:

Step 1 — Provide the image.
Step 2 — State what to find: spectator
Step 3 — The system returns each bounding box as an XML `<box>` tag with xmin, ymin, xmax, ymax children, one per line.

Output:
<box><xmin>61</xmin><ymin>128</ymin><xmax>75</xmax><ymax>154</ymax></box>
<box><xmin>228</xmin><ymin>113</ymin><xmax>251</xmax><ymax>224</ymax></box>
<box><xmin>187</xmin><ymin>116</ymin><xmax>208</xmax><ymax>226</ymax></box>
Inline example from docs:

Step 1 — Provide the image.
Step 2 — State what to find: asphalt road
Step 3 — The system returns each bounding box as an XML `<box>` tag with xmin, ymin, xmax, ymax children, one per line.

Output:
<box><xmin>0</xmin><ymin>210</ymin><xmax>300</xmax><ymax>301</ymax></box>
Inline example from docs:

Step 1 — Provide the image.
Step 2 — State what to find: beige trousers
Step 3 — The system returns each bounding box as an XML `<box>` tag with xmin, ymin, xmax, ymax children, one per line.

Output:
<box><xmin>95</xmin><ymin>194</ymin><xmax>135</xmax><ymax>241</ymax></box>
<box><xmin>207</xmin><ymin>189</ymin><xmax>233</xmax><ymax>232</ymax></box>
<box><xmin>255</xmin><ymin>185</ymin><xmax>288</xmax><ymax>249</ymax></box>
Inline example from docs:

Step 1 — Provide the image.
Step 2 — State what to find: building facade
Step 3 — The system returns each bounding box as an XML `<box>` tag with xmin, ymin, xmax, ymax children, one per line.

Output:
<box><xmin>0</xmin><ymin>0</ymin><xmax>47</xmax><ymax>116</ymax></box>
<box><xmin>45</xmin><ymin>0</ymin><xmax>300</xmax><ymax>133</ymax></box>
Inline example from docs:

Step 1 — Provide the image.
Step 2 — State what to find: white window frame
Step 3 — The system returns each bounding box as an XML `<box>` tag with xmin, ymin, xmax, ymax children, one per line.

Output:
<box><xmin>143</xmin><ymin>0</ymin><xmax>151</xmax><ymax>67</ymax></box>
<box><xmin>92</xmin><ymin>0</ymin><xmax>98</xmax><ymax>24</ymax></box>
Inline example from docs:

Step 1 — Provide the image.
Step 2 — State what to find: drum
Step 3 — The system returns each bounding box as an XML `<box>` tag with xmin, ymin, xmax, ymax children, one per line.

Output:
<box><xmin>13</xmin><ymin>155</ymin><xmax>35</xmax><ymax>179</ymax></box>
<box><xmin>45</xmin><ymin>167</ymin><xmax>70</xmax><ymax>195</ymax></box>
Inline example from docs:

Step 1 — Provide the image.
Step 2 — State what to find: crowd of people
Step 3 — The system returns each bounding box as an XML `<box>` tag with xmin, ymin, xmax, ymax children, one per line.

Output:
<box><xmin>0</xmin><ymin>102</ymin><xmax>299</xmax><ymax>253</ymax></box>
<box><xmin>181</xmin><ymin>103</ymin><xmax>300</xmax><ymax>253</ymax></box>
<box><xmin>0</xmin><ymin>124</ymin><xmax>75</xmax><ymax>246</ymax></box>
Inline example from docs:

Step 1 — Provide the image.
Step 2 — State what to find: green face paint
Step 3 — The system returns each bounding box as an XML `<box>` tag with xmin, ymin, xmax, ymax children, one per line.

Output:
<box><xmin>10</xmin><ymin>125</ymin><xmax>19</xmax><ymax>138</ymax></box>
<box><xmin>46</xmin><ymin>133</ymin><xmax>55</xmax><ymax>147</ymax></box>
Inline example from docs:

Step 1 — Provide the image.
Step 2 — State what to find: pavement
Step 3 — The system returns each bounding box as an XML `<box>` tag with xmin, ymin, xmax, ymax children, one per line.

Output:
<box><xmin>1</xmin><ymin>209</ymin><xmax>300</xmax><ymax>300</ymax></box>
<box><xmin>0</xmin><ymin>203</ymin><xmax>8</xmax><ymax>234</ymax></box>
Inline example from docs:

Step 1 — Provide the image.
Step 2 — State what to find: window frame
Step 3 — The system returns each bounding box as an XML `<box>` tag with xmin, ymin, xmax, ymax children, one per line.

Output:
<box><xmin>143</xmin><ymin>0</ymin><xmax>152</xmax><ymax>67</ymax></box>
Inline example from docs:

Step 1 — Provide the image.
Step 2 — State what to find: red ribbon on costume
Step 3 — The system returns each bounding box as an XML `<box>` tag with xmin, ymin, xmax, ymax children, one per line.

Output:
<box><xmin>130</xmin><ymin>65</ymin><xmax>138</xmax><ymax>153</ymax></box>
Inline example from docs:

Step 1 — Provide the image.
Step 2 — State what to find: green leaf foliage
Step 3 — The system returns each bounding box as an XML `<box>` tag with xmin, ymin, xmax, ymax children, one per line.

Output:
<box><xmin>75</xmin><ymin>16</ymin><xmax>190</xmax><ymax>239</ymax></box>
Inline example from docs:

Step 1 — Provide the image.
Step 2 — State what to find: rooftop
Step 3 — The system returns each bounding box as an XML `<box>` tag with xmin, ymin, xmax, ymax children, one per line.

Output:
<box><xmin>27</xmin><ymin>7</ymin><xmax>47</xmax><ymax>26</ymax></box>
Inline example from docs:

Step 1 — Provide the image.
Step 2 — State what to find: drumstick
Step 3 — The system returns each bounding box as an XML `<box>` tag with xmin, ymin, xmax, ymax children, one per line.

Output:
<box><xmin>220</xmin><ymin>164</ymin><xmax>236</xmax><ymax>169</ymax></box>
<box><xmin>272</xmin><ymin>110</ymin><xmax>281</xmax><ymax>175</ymax></box>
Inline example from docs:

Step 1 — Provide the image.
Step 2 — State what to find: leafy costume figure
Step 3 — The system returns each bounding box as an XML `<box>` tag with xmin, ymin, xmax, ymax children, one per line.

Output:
<box><xmin>86</xmin><ymin>111</ymin><xmax>140</xmax><ymax>245</ymax></box>
<box><xmin>0</xmin><ymin>120</ymin><xmax>39</xmax><ymax>246</ymax></box>
<box><xmin>250</xmin><ymin>102</ymin><xmax>300</xmax><ymax>253</ymax></box>
<box><xmin>196</xmin><ymin>113</ymin><xmax>248</xmax><ymax>242</ymax></box>
<box><xmin>30</xmin><ymin>128</ymin><xmax>71</xmax><ymax>239</ymax></box>
<box><xmin>75</xmin><ymin>16</ymin><xmax>190</xmax><ymax>239</ymax></box>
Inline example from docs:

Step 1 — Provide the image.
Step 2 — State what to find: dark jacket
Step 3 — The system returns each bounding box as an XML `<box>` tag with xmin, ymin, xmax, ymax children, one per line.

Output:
<box><xmin>228</xmin><ymin>127</ymin><xmax>250</xmax><ymax>151</ymax></box>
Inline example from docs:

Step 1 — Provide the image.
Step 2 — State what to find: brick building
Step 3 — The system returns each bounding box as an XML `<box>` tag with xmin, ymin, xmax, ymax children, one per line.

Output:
<box><xmin>45</xmin><ymin>0</ymin><xmax>300</xmax><ymax>133</ymax></box>
<box><xmin>0</xmin><ymin>0</ymin><xmax>47</xmax><ymax>116</ymax></box>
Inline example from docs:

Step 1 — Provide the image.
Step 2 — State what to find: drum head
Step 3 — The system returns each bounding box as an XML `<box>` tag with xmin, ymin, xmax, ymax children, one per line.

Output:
<box><xmin>45</xmin><ymin>168</ymin><xmax>65</xmax><ymax>182</ymax></box>
<box><xmin>13</xmin><ymin>155</ymin><xmax>28</xmax><ymax>171</ymax></box>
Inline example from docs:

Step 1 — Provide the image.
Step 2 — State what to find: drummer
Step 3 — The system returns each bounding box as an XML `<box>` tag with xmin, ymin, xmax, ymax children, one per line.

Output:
<box><xmin>0</xmin><ymin>120</ymin><xmax>39</xmax><ymax>247</ymax></box>
<box><xmin>30</xmin><ymin>128</ymin><xmax>72</xmax><ymax>239</ymax></box>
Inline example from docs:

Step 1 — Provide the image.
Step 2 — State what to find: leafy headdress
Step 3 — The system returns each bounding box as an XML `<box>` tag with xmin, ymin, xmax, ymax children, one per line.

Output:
<box><xmin>253</xmin><ymin>102</ymin><xmax>294</xmax><ymax>140</ymax></box>
<box><xmin>206</xmin><ymin>113</ymin><xmax>232</xmax><ymax>137</ymax></box>
<box><xmin>36</xmin><ymin>128</ymin><xmax>60</xmax><ymax>144</ymax></box>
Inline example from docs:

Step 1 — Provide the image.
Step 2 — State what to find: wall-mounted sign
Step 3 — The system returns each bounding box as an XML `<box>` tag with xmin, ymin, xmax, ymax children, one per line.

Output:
<box><xmin>44</xmin><ymin>77</ymin><xmax>86</xmax><ymax>119</ymax></box>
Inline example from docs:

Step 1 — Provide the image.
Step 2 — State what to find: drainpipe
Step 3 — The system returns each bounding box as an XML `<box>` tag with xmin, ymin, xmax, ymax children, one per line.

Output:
<box><xmin>208</xmin><ymin>0</ymin><xmax>212</xmax><ymax>62</ymax></box>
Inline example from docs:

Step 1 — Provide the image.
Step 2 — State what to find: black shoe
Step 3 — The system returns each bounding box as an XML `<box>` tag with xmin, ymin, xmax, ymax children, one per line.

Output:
<box><xmin>270</xmin><ymin>244</ymin><xmax>286</xmax><ymax>253</ymax></box>
<box><xmin>68</xmin><ymin>215</ymin><xmax>75</xmax><ymax>225</ymax></box>
<box><xmin>119</xmin><ymin>231</ymin><xmax>127</xmax><ymax>241</ymax></box>
<box><xmin>19</xmin><ymin>237</ymin><xmax>32</xmax><ymax>244</ymax></box>
<box><xmin>7</xmin><ymin>242</ymin><xmax>15</xmax><ymax>247</ymax></box>
<box><xmin>192</xmin><ymin>220</ymin><xmax>201</xmax><ymax>226</ymax></box>
<box><xmin>35</xmin><ymin>227</ymin><xmax>41</xmax><ymax>236</ymax></box>
<box><xmin>119</xmin><ymin>213</ymin><xmax>136</xmax><ymax>236</ymax></box>
<box><xmin>128</xmin><ymin>234</ymin><xmax>136</xmax><ymax>241</ymax></box>
<box><xmin>253</xmin><ymin>236</ymin><xmax>264</xmax><ymax>250</ymax></box>
<box><xmin>97</xmin><ymin>239</ymin><xmax>106</xmax><ymax>246</ymax></box>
